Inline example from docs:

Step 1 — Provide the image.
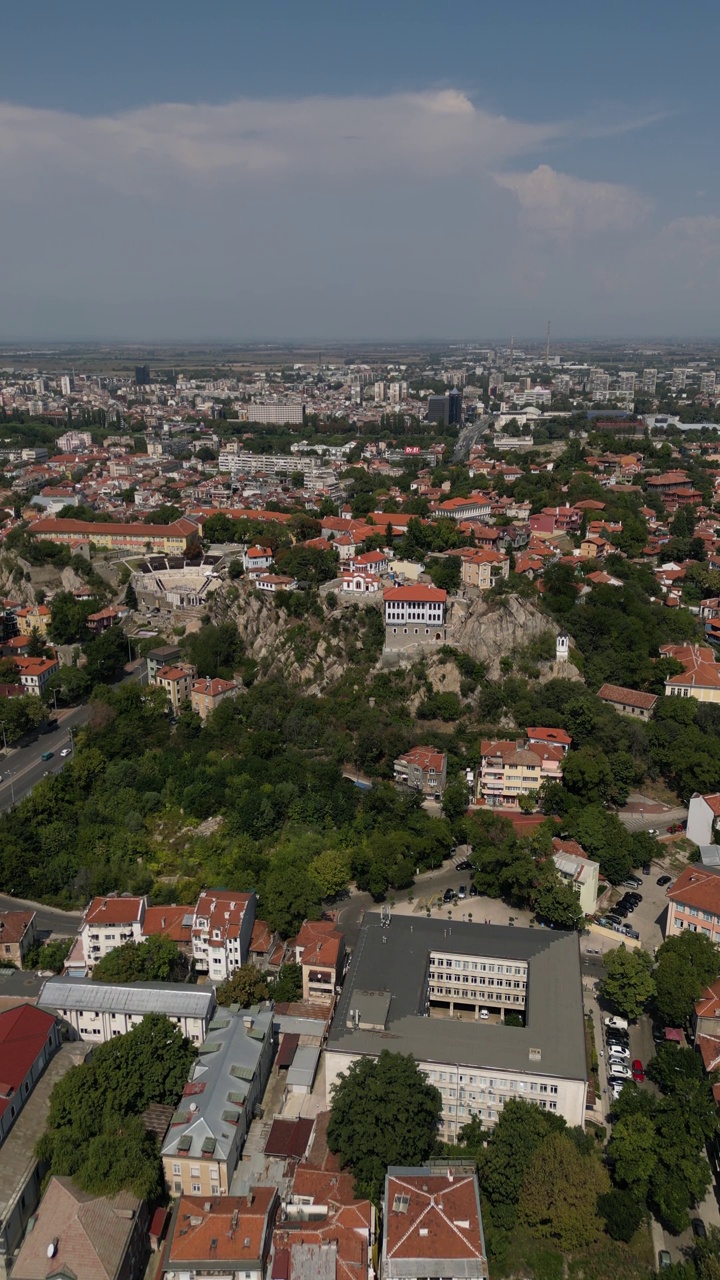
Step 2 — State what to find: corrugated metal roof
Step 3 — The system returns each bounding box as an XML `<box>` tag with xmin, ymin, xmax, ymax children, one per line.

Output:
<box><xmin>39</xmin><ymin>978</ymin><xmax>215</xmax><ymax>1019</ymax></box>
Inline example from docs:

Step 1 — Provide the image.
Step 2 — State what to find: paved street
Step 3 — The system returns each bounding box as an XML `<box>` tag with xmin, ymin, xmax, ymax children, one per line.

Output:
<box><xmin>0</xmin><ymin>703</ymin><xmax>90</xmax><ymax>816</ymax></box>
<box><xmin>0</xmin><ymin>892</ymin><xmax>82</xmax><ymax>936</ymax></box>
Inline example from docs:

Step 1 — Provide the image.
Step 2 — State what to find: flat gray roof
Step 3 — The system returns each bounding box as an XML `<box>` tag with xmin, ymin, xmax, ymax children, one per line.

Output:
<box><xmin>327</xmin><ymin>914</ymin><xmax>587</xmax><ymax>1082</ymax></box>
<box><xmin>39</xmin><ymin>978</ymin><xmax>215</xmax><ymax>1019</ymax></box>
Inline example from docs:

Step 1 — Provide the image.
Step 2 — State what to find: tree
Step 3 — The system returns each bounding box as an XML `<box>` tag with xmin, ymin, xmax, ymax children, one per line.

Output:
<box><xmin>92</xmin><ymin>934</ymin><xmax>189</xmax><ymax>984</ymax></box>
<box><xmin>184</xmin><ymin>622</ymin><xmax>244</xmax><ymax>680</ymax></box>
<box><xmin>597</xmin><ymin>1188</ymin><xmax>645</xmax><ymax>1242</ymax></box>
<box><xmin>125</xmin><ymin>581</ymin><xmax>138</xmax><ymax>610</ymax></box>
<box><xmin>607</xmin><ymin>1112</ymin><xmax>658</xmax><ymax>1194</ymax></box>
<box><xmin>655</xmin><ymin>931</ymin><xmax>720</xmax><ymax>1026</ymax></box>
<box><xmin>309</xmin><ymin>847</ymin><xmax>352</xmax><ymax>899</ymax></box>
<box><xmin>216</xmin><ymin>963</ymin><xmax>270</xmax><ymax>1007</ymax></box>
<box><xmin>262</xmin><ymin>862</ymin><xmax>323</xmax><ymax>937</ymax></box>
<box><xmin>328</xmin><ymin>1051</ymin><xmax>441</xmax><ymax>1203</ymax></box>
<box><xmin>26</xmin><ymin>627</ymin><xmax>47</xmax><ymax>658</ymax></box>
<box><xmin>442</xmin><ymin>775</ymin><xmax>469</xmax><ymax>824</ymax></box>
<box><xmin>533</xmin><ymin>866</ymin><xmax>584</xmax><ymax>930</ymax></box>
<box><xmin>519</xmin><ymin>1131</ymin><xmax>610</xmax><ymax>1249</ymax></box>
<box><xmin>23</xmin><ymin>937</ymin><xmax>72</xmax><ymax>973</ymax></box>
<box><xmin>49</xmin><ymin>590</ymin><xmax>98</xmax><ymax>644</ymax></box>
<box><xmin>38</xmin><ymin>1014</ymin><xmax>195</xmax><ymax>1200</ymax></box>
<box><xmin>270</xmin><ymin>962</ymin><xmax>303</xmax><ymax>1004</ymax></box>
<box><xmin>473</xmin><ymin>1099</ymin><xmax>564</xmax><ymax>1229</ymax></box>
<box><xmin>562</xmin><ymin>747</ymin><xmax>614</xmax><ymax>802</ymax></box>
<box><xmin>599</xmin><ymin>947</ymin><xmax>655</xmax><ymax>1021</ymax></box>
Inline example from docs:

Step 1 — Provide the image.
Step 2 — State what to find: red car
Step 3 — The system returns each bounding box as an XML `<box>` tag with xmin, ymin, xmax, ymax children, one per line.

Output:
<box><xmin>632</xmin><ymin>1058</ymin><xmax>645</xmax><ymax>1083</ymax></box>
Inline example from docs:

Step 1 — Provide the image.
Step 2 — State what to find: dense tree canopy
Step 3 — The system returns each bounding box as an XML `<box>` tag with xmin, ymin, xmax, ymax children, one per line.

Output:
<box><xmin>92</xmin><ymin>934</ymin><xmax>189</xmax><ymax>984</ymax></box>
<box><xmin>328</xmin><ymin>1051</ymin><xmax>442</xmax><ymax>1202</ymax></box>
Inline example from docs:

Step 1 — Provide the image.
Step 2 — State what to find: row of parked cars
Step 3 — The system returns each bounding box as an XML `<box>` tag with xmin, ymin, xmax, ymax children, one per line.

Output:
<box><xmin>603</xmin><ymin>1015</ymin><xmax>644</xmax><ymax>1100</ymax></box>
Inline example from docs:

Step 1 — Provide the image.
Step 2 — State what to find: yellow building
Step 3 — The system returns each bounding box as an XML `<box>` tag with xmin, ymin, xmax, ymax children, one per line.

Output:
<box><xmin>16</xmin><ymin>605</ymin><xmax>51</xmax><ymax>637</ymax></box>
<box><xmin>28</xmin><ymin>516</ymin><xmax>198</xmax><ymax>555</ymax></box>
<box><xmin>661</xmin><ymin>644</ymin><xmax>720</xmax><ymax>703</ymax></box>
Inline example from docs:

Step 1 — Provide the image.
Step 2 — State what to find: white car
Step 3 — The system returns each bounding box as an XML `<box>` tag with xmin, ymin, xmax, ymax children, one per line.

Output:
<box><xmin>479</xmin><ymin>1009</ymin><xmax>490</xmax><ymax>1020</ymax></box>
<box><xmin>605</xmin><ymin>1016</ymin><xmax>629</xmax><ymax>1031</ymax></box>
<box><xmin>608</xmin><ymin>1064</ymin><xmax>632</xmax><ymax>1080</ymax></box>
<box><xmin>608</xmin><ymin>1044</ymin><xmax>630</xmax><ymax>1059</ymax></box>
<box><xmin>60</xmin><ymin>748</ymin><xmax>71</xmax><ymax>757</ymax></box>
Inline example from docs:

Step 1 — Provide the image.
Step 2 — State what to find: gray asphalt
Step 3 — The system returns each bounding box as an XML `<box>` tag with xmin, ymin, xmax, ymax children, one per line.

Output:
<box><xmin>0</xmin><ymin>892</ymin><xmax>82</xmax><ymax>936</ymax></box>
<box><xmin>0</xmin><ymin>702</ymin><xmax>92</xmax><ymax>814</ymax></box>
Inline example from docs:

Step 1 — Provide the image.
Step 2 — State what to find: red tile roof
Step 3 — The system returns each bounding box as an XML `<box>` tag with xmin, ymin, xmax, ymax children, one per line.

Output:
<box><xmin>525</xmin><ymin>726</ymin><xmax>572</xmax><ymax>747</ymax></box>
<box><xmin>384</xmin><ymin>1170</ymin><xmax>486</xmax><ymax>1268</ymax></box>
<box><xmin>667</xmin><ymin>866</ymin><xmax>720</xmax><ymax>912</ymax></box>
<box><xmin>143</xmin><ymin>904</ymin><xmax>191</xmax><ymax>946</ymax></box>
<box><xmin>597</xmin><ymin>683</ymin><xmax>658</xmax><ymax>711</ymax></box>
<box><xmin>294</xmin><ymin>919</ymin><xmax>343</xmax><ymax>969</ymax></box>
<box><xmin>396</xmin><ymin>746</ymin><xmax>446</xmax><ymax>773</ymax></box>
<box><xmin>84</xmin><ymin>895</ymin><xmax>145</xmax><ymax>926</ymax></box>
<box><xmin>0</xmin><ymin>910</ymin><xmax>35</xmax><ymax>944</ymax></box>
<box><xmin>661</xmin><ymin>644</ymin><xmax>720</xmax><ymax>690</ymax></box>
<box><xmin>695</xmin><ymin>979</ymin><xmax>720</xmax><ymax>1019</ymax></box>
<box><xmin>383</xmin><ymin>584</ymin><xmax>446</xmax><ymax>602</ymax></box>
<box><xmin>165</xmin><ymin>1190</ymin><xmax>277</xmax><ymax>1266</ymax></box>
<box><xmin>264</xmin><ymin>1117</ymin><xmax>315</xmax><ymax>1159</ymax></box>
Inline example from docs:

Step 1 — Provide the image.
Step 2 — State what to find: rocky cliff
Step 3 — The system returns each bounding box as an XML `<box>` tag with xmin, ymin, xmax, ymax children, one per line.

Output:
<box><xmin>448</xmin><ymin>593</ymin><xmax>574</xmax><ymax>680</ymax></box>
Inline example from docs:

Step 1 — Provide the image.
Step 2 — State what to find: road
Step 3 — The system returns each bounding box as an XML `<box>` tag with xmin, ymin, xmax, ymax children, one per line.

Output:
<box><xmin>0</xmin><ymin>892</ymin><xmax>81</xmax><ymax>936</ymax></box>
<box><xmin>0</xmin><ymin>702</ymin><xmax>92</xmax><ymax>814</ymax></box>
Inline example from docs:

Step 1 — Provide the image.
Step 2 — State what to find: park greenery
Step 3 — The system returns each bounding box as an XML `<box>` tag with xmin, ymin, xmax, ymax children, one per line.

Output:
<box><xmin>91</xmin><ymin>934</ymin><xmax>189</xmax><ymax>983</ymax></box>
<box><xmin>37</xmin><ymin>1014</ymin><xmax>195</xmax><ymax>1200</ymax></box>
<box><xmin>599</xmin><ymin>933</ymin><xmax>720</xmax><ymax>1027</ymax></box>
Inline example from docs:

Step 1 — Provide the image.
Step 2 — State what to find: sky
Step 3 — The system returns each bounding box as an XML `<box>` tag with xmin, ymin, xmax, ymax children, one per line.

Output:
<box><xmin>1</xmin><ymin>0</ymin><xmax>719</xmax><ymax>342</ymax></box>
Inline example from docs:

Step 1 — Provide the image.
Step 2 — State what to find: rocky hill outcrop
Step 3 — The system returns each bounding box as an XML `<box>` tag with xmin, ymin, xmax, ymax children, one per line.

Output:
<box><xmin>448</xmin><ymin>593</ymin><xmax>574</xmax><ymax>680</ymax></box>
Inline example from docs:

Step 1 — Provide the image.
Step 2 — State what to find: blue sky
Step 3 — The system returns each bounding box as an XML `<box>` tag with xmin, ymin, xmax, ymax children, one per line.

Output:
<box><xmin>2</xmin><ymin>0</ymin><xmax>719</xmax><ymax>341</ymax></box>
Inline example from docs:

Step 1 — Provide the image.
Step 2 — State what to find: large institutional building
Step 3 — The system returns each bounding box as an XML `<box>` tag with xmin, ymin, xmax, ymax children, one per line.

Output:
<box><xmin>326</xmin><ymin>914</ymin><xmax>588</xmax><ymax>1140</ymax></box>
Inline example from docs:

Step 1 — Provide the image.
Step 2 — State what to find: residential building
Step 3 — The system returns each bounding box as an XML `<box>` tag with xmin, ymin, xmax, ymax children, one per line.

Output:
<box><xmin>10</xmin><ymin>1177</ymin><xmax>148</xmax><ymax>1280</ymax></box>
<box><xmin>153</xmin><ymin>662</ymin><xmax>197</xmax><ymax>712</ymax></box>
<box><xmin>0</xmin><ymin>1005</ymin><xmax>61</xmax><ymax>1146</ymax></box>
<box><xmin>0</xmin><ymin>910</ymin><xmax>36</xmax><ymax>968</ymax></box>
<box><xmin>191</xmin><ymin>890</ymin><xmax>256</xmax><ymax>979</ymax></box>
<box><xmin>161</xmin><ymin>1006</ymin><xmax>274</xmax><ymax>1196</ymax></box>
<box><xmin>660</xmin><ymin>644</ymin><xmax>720</xmax><ymax>702</ymax></box>
<box><xmin>341</xmin><ymin>567</ymin><xmax>381</xmax><ymax>594</ymax></box>
<box><xmin>15</xmin><ymin>655</ymin><xmax>59</xmax><ymax>695</ymax></box>
<box><xmin>243</xmin><ymin>545</ymin><xmax>274</xmax><ymax>575</ymax></box>
<box><xmin>666</xmin><ymin>866</ymin><xmax>720</xmax><ymax>942</ymax></box>
<box><xmin>596</xmin><ymin>683</ymin><xmax>658</xmax><ymax>720</ymax></box>
<box><xmin>383</xmin><ymin>584</ymin><xmax>447</xmax><ymax>650</ymax></box>
<box><xmin>326</xmin><ymin>915</ymin><xmax>588</xmax><ymax>1140</ymax></box>
<box><xmin>255</xmin><ymin>574</ymin><xmax>299</xmax><ymax>592</ymax></box>
<box><xmin>39</xmin><ymin>978</ymin><xmax>217</xmax><ymax>1045</ymax></box>
<box><xmin>687</xmin><ymin>793</ymin><xmax>720</xmax><ymax>847</ymax></box>
<box><xmin>191</xmin><ymin>676</ymin><xmax>240</xmax><ymax>721</ymax></box>
<box><xmin>79</xmin><ymin>895</ymin><xmax>147</xmax><ymax>971</ymax></box>
<box><xmin>434</xmin><ymin>495</ymin><xmax>491</xmax><ymax>522</ymax></box>
<box><xmin>161</xmin><ymin>1189</ymin><xmax>279</xmax><ymax>1280</ymax></box>
<box><xmin>352</xmin><ymin>549</ymin><xmax>389</xmax><ymax>574</ymax></box>
<box><xmin>86</xmin><ymin>605</ymin><xmax>126</xmax><ymax>634</ymax></box>
<box><xmin>15</xmin><ymin>605</ymin><xmax>50</xmax><ymax>638</ymax></box>
<box><xmin>382</xmin><ymin>1166</ymin><xmax>487</xmax><ymax>1280</ymax></box>
<box><xmin>242</xmin><ymin>403</ymin><xmax>305</xmax><ymax>425</ymax></box>
<box><xmin>28</xmin><ymin>516</ymin><xmax>199</xmax><ymax>555</ymax></box>
<box><xmin>146</xmin><ymin>644</ymin><xmax>181</xmax><ymax>683</ymax></box>
<box><xmin>460</xmin><ymin>549</ymin><xmax>509</xmax><ymax>590</ymax></box>
<box><xmin>551</xmin><ymin>840</ymin><xmax>599</xmax><ymax>916</ymax></box>
<box><xmin>476</xmin><ymin>738</ymin><xmax>564</xmax><ymax>809</ymax></box>
<box><xmin>56</xmin><ymin>430</ymin><xmax>93</xmax><ymax>452</ymax></box>
<box><xmin>0</xmin><ymin>1043</ymin><xmax>86</xmax><ymax>1276</ymax></box>
<box><xmin>525</xmin><ymin>726</ymin><xmax>572</xmax><ymax>753</ymax></box>
<box><xmin>693</xmin><ymin>980</ymin><xmax>720</xmax><ymax>1041</ymax></box>
<box><xmin>393</xmin><ymin>746</ymin><xmax>448</xmax><ymax>797</ymax></box>
<box><xmin>292</xmin><ymin>920</ymin><xmax>345</xmax><ymax>1004</ymax></box>
<box><xmin>274</xmin><ymin>1163</ymin><xmax>374</xmax><ymax>1280</ymax></box>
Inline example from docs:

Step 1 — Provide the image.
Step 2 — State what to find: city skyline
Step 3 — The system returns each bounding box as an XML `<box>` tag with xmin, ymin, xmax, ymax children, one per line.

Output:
<box><xmin>2</xmin><ymin>0</ymin><xmax>719</xmax><ymax>340</ymax></box>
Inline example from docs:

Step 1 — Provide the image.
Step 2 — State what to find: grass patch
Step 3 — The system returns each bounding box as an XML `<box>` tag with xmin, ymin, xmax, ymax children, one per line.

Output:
<box><xmin>496</xmin><ymin>1223</ymin><xmax>653</xmax><ymax>1280</ymax></box>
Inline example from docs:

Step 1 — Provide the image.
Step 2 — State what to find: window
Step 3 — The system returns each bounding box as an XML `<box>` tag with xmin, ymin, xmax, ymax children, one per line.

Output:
<box><xmin>191</xmin><ymin>1183</ymin><xmax>201</xmax><ymax>1194</ymax></box>
<box><xmin>173</xmin><ymin>1163</ymin><xmax>181</xmax><ymax>1175</ymax></box>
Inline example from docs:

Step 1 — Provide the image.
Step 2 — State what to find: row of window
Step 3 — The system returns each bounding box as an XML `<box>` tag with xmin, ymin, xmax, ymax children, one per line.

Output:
<box><xmin>428</xmin><ymin>1072</ymin><xmax>558</xmax><ymax>1095</ymax></box>
<box><xmin>674</xmin><ymin>905</ymin><xmax>719</xmax><ymax>924</ymax></box>
<box><xmin>431</xmin><ymin>959</ymin><xmax>525</xmax><ymax>974</ymax></box>
<box><xmin>430</xmin><ymin>988</ymin><xmax>524</xmax><ymax>1003</ymax></box>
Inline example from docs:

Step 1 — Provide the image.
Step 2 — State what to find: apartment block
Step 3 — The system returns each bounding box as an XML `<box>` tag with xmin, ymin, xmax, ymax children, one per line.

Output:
<box><xmin>39</xmin><ymin>978</ymin><xmax>217</xmax><ymax>1045</ymax></box>
<box><xmin>382</xmin><ymin>1166</ymin><xmax>487</xmax><ymax>1280</ymax></box>
<box><xmin>666</xmin><ymin>866</ymin><xmax>720</xmax><ymax>942</ymax></box>
<box><xmin>476</xmin><ymin>737</ymin><xmax>564</xmax><ymax>810</ymax></box>
<box><xmin>393</xmin><ymin>746</ymin><xmax>447</xmax><ymax>797</ymax></box>
<box><xmin>191</xmin><ymin>890</ymin><xmax>256</xmax><ymax>979</ymax></box>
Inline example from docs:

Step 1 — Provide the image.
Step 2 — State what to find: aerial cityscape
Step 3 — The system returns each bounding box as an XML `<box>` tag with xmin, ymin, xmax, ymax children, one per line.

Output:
<box><xmin>2</xmin><ymin>4</ymin><xmax>720</xmax><ymax>1280</ymax></box>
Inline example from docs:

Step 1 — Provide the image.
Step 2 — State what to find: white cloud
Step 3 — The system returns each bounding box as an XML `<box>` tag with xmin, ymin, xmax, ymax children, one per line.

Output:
<box><xmin>0</xmin><ymin>91</ymin><xmax>568</xmax><ymax>195</ymax></box>
<box><xmin>493</xmin><ymin>164</ymin><xmax>651</xmax><ymax>235</ymax></box>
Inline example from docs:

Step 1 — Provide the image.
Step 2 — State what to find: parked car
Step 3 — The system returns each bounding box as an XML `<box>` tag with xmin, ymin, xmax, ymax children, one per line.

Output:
<box><xmin>608</xmin><ymin>1047</ymin><xmax>630</xmax><ymax>1062</ymax></box>
<box><xmin>457</xmin><ymin>885</ymin><xmax>467</xmax><ymax>900</ymax></box>
<box><xmin>642</xmin><ymin>863</ymin><xmax>652</xmax><ymax>875</ymax></box>
<box><xmin>607</xmin><ymin>1036</ymin><xmax>630</xmax><ymax>1051</ymax></box>
<box><xmin>60</xmin><ymin>747</ymin><xmax>71</xmax><ymax>757</ymax></box>
<box><xmin>605</xmin><ymin>1016</ymin><xmax>629</xmax><ymax>1030</ymax></box>
<box><xmin>692</xmin><ymin>1219</ymin><xmax>707</xmax><ymax>1239</ymax></box>
<box><xmin>443</xmin><ymin>888</ymin><xmax>455</xmax><ymax>904</ymax></box>
<box><xmin>624</xmin><ymin>875</ymin><xmax>643</xmax><ymax>888</ymax></box>
<box><xmin>456</xmin><ymin>859</ymin><xmax>472</xmax><ymax>871</ymax></box>
<box><xmin>657</xmin><ymin>875</ymin><xmax>672</xmax><ymax>886</ymax></box>
<box><xmin>659</xmin><ymin>1250</ymin><xmax>671</xmax><ymax>1269</ymax></box>
<box><xmin>609</xmin><ymin>1066</ymin><xmax>632</xmax><ymax>1081</ymax></box>
<box><xmin>632</xmin><ymin>1058</ymin><xmax>645</xmax><ymax>1082</ymax></box>
<box><xmin>469</xmin><ymin>884</ymin><xmax>479</xmax><ymax>897</ymax></box>
<box><xmin>622</xmin><ymin>926</ymin><xmax>640</xmax><ymax>940</ymax></box>
<box><xmin>479</xmin><ymin>1009</ymin><xmax>489</xmax><ymax>1020</ymax></box>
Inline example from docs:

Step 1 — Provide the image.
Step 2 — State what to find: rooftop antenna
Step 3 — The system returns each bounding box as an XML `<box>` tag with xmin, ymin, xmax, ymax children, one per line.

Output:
<box><xmin>546</xmin><ymin>320</ymin><xmax>551</xmax><ymax>364</ymax></box>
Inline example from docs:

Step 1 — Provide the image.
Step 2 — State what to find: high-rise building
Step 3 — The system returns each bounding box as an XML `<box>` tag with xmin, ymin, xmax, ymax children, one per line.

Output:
<box><xmin>590</xmin><ymin>371</ymin><xmax>610</xmax><ymax>400</ymax></box>
<box><xmin>671</xmin><ymin>368</ymin><xmax>687</xmax><ymax>392</ymax></box>
<box><xmin>374</xmin><ymin>381</ymin><xmax>387</xmax><ymax>404</ymax></box>
<box><xmin>701</xmin><ymin>371</ymin><xmax>717</xmax><ymax>397</ymax></box>
<box><xmin>135</xmin><ymin>365</ymin><xmax>151</xmax><ymax>386</ymax></box>
<box><xmin>618</xmin><ymin>372</ymin><xmax>636</xmax><ymax>396</ymax></box>
<box><xmin>59</xmin><ymin>375</ymin><xmax>73</xmax><ymax>396</ymax></box>
<box><xmin>427</xmin><ymin>388</ymin><xmax>462</xmax><ymax>427</ymax></box>
<box><xmin>387</xmin><ymin>381</ymin><xmax>408</xmax><ymax>404</ymax></box>
<box><xmin>642</xmin><ymin>369</ymin><xmax>657</xmax><ymax>394</ymax></box>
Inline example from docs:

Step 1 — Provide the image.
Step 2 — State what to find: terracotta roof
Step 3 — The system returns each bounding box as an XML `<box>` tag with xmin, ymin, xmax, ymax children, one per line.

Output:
<box><xmin>667</xmin><ymin>865</ymin><xmax>720</xmax><ymax>912</ymax></box>
<box><xmin>29</xmin><ymin>516</ymin><xmax>197</xmax><ymax>538</ymax></box>
<box><xmin>384</xmin><ymin>1170</ymin><xmax>486</xmax><ymax>1268</ymax></box>
<box><xmin>295</xmin><ymin>920</ymin><xmax>343</xmax><ymax>969</ymax></box>
<box><xmin>695</xmin><ymin>979</ymin><xmax>720</xmax><ymax>1019</ymax></box>
<box><xmin>143</xmin><ymin>904</ymin><xmax>192</xmax><ymax>946</ymax></box>
<box><xmin>0</xmin><ymin>909</ymin><xmax>35</xmax><ymax>944</ymax></box>
<box><xmin>249</xmin><ymin>919</ymin><xmax>273</xmax><ymax>955</ymax></box>
<box><xmin>84</xmin><ymin>895</ymin><xmax>145</xmax><ymax>926</ymax></box>
<box><xmin>192</xmin><ymin>676</ymin><xmax>237</xmax><ymax>696</ymax></box>
<box><xmin>597</xmin><ymin>683</ymin><xmax>658</xmax><ymax>710</ymax></box>
<box><xmin>697</xmin><ymin>794</ymin><xmax>720</xmax><ymax>818</ymax></box>
<box><xmin>165</xmin><ymin>1190</ymin><xmax>277</xmax><ymax>1266</ymax></box>
<box><xmin>383</xmin><ymin>584</ymin><xmax>446</xmax><ymax>602</ymax></box>
<box><xmin>697</xmin><ymin>1033</ymin><xmax>720</xmax><ymax>1074</ymax></box>
<box><xmin>396</xmin><ymin>746</ymin><xmax>446</xmax><ymax>773</ymax></box>
<box><xmin>11</xmin><ymin>1177</ymin><xmax>143</xmax><ymax>1280</ymax></box>
<box><xmin>526</xmin><ymin>726</ymin><xmax>572</xmax><ymax>747</ymax></box>
<box><xmin>661</xmin><ymin>644</ymin><xmax>720</xmax><ymax>690</ymax></box>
